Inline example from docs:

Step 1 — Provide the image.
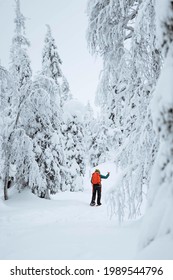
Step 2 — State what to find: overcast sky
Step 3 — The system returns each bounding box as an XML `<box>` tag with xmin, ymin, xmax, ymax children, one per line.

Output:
<box><xmin>0</xmin><ymin>0</ymin><xmax>102</xmax><ymax>107</ymax></box>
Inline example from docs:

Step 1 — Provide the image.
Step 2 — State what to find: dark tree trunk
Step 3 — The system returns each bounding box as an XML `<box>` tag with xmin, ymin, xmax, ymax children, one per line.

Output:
<box><xmin>4</xmin><ymin>165</ymin><xmax>10</xmax><ymax>200</ymax></box>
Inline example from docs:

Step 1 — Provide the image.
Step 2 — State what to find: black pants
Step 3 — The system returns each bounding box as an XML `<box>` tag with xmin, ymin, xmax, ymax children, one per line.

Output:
<box><xmin>91</xmin><ymin>184</ymin><xmax>101</xmax><ymax>205</ymax></box>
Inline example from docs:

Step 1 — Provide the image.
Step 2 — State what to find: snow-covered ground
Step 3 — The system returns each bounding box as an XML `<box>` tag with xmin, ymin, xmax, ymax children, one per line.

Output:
<box><xmin>0</xmin><ymin>162</ymin><xmax>173</xmax><ymax>260</ymax></box>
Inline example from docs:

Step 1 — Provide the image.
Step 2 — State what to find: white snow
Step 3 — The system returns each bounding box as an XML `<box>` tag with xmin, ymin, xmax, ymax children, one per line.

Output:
<box><xmin>0</xmin><ymin>162</ymin><xmax>173</xmax><ymax>260</ymax></box>
<box><xmin>63</xmin><ymin>99</ymin><xmax>87</xmax><ymax>121</ymax></box>
<box><xmin>137</xmin><ymin>235</ymin><xmax>173</xmax><ymax>260</ymax></box>
<box><xmin>151</xmin><ymin>50</ymin><xmax>173</xmax><ymax>127</ymax></box>
<box><xmin>155</xmin><ymin>0</ymin><xmax>170</xmax><ymax>47</ymax></box>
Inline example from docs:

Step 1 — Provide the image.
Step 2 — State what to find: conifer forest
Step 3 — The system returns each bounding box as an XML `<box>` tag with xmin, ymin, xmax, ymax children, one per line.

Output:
<box><xmin>0</xmin><ymin>0</ymin><xmax>173</xmax><ymax>260</ymax></box>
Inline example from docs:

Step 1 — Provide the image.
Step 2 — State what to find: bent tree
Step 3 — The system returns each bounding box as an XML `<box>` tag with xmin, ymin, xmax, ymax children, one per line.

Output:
<box><xmin>139</xmin><ymin>0</ymin><xmax>173</xmax><ymax>249</ymax></box>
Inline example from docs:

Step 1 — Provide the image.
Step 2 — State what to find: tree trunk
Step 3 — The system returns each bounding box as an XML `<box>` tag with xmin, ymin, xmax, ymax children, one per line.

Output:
<box><xmin>4</xmin><ymin>164</ymin><xmax>10</xmax><ymax>200</ymax></box>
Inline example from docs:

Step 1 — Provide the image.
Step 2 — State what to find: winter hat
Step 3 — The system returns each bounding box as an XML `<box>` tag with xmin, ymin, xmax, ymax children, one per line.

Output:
<box><xmin>95</xmin><ymin>169</ymin><xmax>100</xmax><ymax>173</ymax></box>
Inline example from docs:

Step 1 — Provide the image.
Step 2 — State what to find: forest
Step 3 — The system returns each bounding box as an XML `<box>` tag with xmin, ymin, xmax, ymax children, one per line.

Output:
<box><xmin>0</xmin><ymin>0</ymin><xmax>173</xmax><ymax>259</ymax></box>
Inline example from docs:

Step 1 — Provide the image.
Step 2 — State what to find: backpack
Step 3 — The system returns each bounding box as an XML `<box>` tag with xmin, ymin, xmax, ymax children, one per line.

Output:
<box><xmin>91</xmin><ymin>172</ymin><xmax>101</xmax><ymax>185</ymax></box>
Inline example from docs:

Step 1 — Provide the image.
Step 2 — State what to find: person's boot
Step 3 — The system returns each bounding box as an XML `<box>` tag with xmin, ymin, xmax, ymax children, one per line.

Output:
<box><xmin>90</xmin><ymin>202</ymin><xmax>95</xmax><ymax>206</ymax></box>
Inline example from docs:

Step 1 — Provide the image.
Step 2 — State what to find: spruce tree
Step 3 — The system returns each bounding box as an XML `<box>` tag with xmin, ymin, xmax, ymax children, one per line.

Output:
<box><xmin>42</xmin><ymin>25</ymin><xmax>62</xmax><ymax>81</ymax></box>
<box><xmin>10</xmin><ymin>0</ymin><xmax>32</xmax><ymax>93</ymax></box>
<box><xmin>83</xmin><ymin>102</ymin><xmax>95</xmax><ymax>156</ymax></box>
<box><xmin>2</xmin><ymin>0</ymin><xmax>32</xmax><ymax>199</ymax></box>
<box><xmin>41</xmin><ymin>25</ymin><xmax>73</xmax><ymax>196</ymax></box>
<box><xmin>21</xmin><ymin>75</ymin><xmax>64</xmax><ymax>198</ymax></box>
<box><xmin>62</xmin><ymin>108</ymin><xmax>86</xmax><ymax>191</ymax></box>
<box><xmin>42</xmin><ymin>25</ymin><xmax>71</xmax><ymax>106</ymax></box>
<box><xmin>0</xmin><ymin>65</ymin><xmax>15</xmax><ymax>199</ymax></box>
<box><xmin>89</xmin><ymin>117</ymin><xmax>110</xmax><ymax>167</ymax></box>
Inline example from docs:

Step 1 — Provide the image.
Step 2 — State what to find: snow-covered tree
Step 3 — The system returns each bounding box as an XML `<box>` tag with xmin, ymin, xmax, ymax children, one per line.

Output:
<box><xmin>10</xmin><ymin>0</ymin><xmax>32</xmax><ymax>93</ymax></box>
<box><xmin>19</xmin><ymin>75</ymin><xmax>64</xmax><ymax>198</ymax></box>
<box><xmin>42</xmin><ymin>25</ymin><xmax>71</xmax><ymax>106</ymax></box>
<box><xmin>1</xmin><ymin>0</ymin><xmax>33</xmax><ymax>200</ymax></box>
<box><xmin>0</xmin><ymin>65</ymin><xmax>14</xmax><ymax>116</ymax></box>
<box><xmin>42</xmin><ymin>25</ymin><xmax>75</xmax><ymax>194</ymax></box>
<box><xmin>1</xmin><ymin>79</ymin><xmax>33</xmax><ymax>200</ymax></box>
<box><xmin>139</xmin><ymin>0</ymin><xmax>173</xmax><ymax>250</ymax></box>
<box><xmin>111</xmin><ymin>0</ymin><xmax>161</xmax><ymax>220</ymax></box>
<box><xmin>61</xmin><ymin>76</ymin><xmax>72</xmax><ymax>106</ymax></box>
<box><xmin>62</xmin><ymin>100</ymin><xmax>86</xmax><ymax>191</ymax></box>
<box><xmin>86</xmin><ymin>0</ymin><xmax>141</xmax><ymax>157</ymax></box>
<box><xmin>1</xmin><ymin>2</ymin><xmax>66</xmax><ymax>200</ymax></box>
<box><xmin>87</xmin><ymin>0</ymin><xmax>139</xmax><ymax>114</ymax></box>
<box><xmin>89</xmin><ymin>116</ymin><xmax>111</xmax><ymax>167</ymax></box>
<box><xmin>42</xmin><ymin>24</ymin><xmax>62</xmax><ymax>81</ymax></box>
<box><xmin>2</xmin><ymin>73</ymin><xmax>64</xmax><ymax>199</ymax></box>
<box><xmin>1</xmin><ymin>52</ymin><xmax>32</xmax><ymax>201</ymax></box>
<box><xmin>83</xmin><ymin>102</ymin><xmax>95</xmax><ymax>157</ymax></box>
<box><xmin>87</xmin><ymin>0</ymin><xmax>162</xmax><ymax>220</ymax></box>
<box><xmin>0</xmin><ymin>65</ymin><xmax>16</xmax><ymax>199</ymax></box>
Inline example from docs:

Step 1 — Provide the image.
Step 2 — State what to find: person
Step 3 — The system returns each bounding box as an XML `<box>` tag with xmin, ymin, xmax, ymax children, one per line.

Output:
<box><xmin>90</xmin><ymin>169</ymin><xmax>110</xmax><ymax>206</ymax></box>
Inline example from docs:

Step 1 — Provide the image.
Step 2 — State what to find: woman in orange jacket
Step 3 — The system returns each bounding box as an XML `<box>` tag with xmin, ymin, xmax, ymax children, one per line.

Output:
<box><xmin>90</xmin><ymin>169</ymin><xmax>110</xmax><ymax>206</ymax></box>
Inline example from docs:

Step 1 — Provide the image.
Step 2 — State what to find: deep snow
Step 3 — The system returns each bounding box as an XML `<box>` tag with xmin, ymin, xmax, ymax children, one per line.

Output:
<box><xmin>0</xmin><ymin>162</ymin><xmax>173</xmax><ymax>260</ymax></box>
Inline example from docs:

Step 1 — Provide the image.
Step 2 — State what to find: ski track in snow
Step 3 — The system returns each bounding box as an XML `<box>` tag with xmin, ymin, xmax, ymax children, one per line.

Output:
<box><xmin>0</xmin><ymin>188</ymin><xmax>139</xmax><ymax>260</ymax></box>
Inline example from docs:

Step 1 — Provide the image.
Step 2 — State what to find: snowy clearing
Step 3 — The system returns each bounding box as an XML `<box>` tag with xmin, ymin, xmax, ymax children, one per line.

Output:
<box><xmin>0</xmin><ymin>162</ymin><xmax>173</xmax><ymax>260</ymax></box>
<box><xmin>0</xmin><ymin>189</ymin><xmax>139</xmax><ymax>260</ymax></box>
